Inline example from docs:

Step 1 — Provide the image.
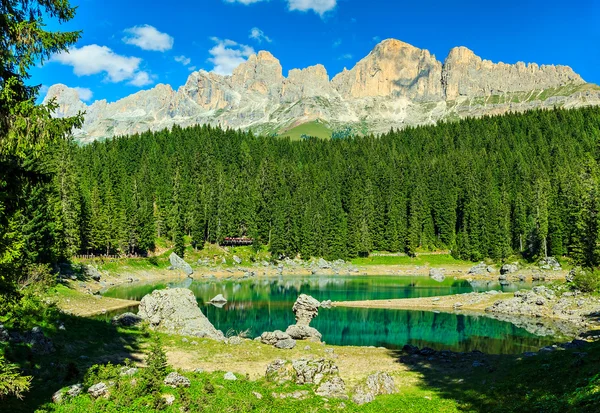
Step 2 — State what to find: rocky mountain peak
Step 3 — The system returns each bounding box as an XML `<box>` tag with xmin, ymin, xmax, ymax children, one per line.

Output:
<box><xmin>441</xmin><ymin>46</ymin><xmax>585</xmax><ymax>100</ymax></box>
<box><xmin>332</xmin><ymin>39</ymin><xmax>443</xmax><ymax>101</ymax></box>
<box><xmin>44</xmin><ymin>38</ymin><xmax>596</xmax><ymax>142</ymax></box>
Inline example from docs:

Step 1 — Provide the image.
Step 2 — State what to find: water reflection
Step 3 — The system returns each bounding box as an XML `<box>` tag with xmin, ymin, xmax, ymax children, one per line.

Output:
<box><xmin>104</xmin><ymin>276</ymin><xmax>557</xmax><ymax>354</ymax></box>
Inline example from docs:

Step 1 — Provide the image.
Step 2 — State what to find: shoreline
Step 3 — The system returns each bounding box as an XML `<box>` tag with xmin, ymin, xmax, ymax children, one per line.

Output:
<box><xmin>55</xmin><ymin>262</ymin><xmax>573</xmax><ymax>322</ymax></box>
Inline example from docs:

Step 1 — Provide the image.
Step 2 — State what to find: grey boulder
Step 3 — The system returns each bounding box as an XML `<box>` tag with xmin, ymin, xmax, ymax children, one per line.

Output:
<box><xmin>111</xmin><ymin>312</ymin><xmax>142</xmax><ymax>327</ymax></box>
<box><xmin>169</xmin><ymin>252</ymin><xmax>193</xmax><ymax>276</ymax></box>
<box><xmin>164</xmin><ymin>372</ymin><xmax>191</xmax><ymax>388</ymax></box>
<box><xmin>274</xmin><ymin>338</ymin><xmax>297</xmax><ymax>349</ymax></box>
<box><xmin>286</xmin><ymin>324</ymin><xmax>322</xmax><ymax>342</ymax></box>
<box><xmin>138</xmin><ymin>288</ymin><xmax>224</xmax><ymax>340</ymax></box>
<box><xmin>87</xmin><ymin>382</ymin><xmax>109</xmax><ymax>398</ymax></box>
<box><xmin>429</xmin><ymin>268</ymin><xmax>445</xmax><ymax>282</ymax></box>
<box><xmin>352</xmin><ymin>372</ymin><xmax>397</xmax><ymax>405</ymax></box>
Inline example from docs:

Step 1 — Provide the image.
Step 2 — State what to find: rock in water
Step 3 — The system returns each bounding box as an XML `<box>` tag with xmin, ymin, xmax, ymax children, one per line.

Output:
<box><xmin>138</xmin><ymin>288</ymin><xmax>224</xmax><ymax>340</ymax></box>
<box><xmin>429</xmin><ymin>268</ymin><xmax>445</xmax><ymax>282</ymax></box>
<box><xmin>292</xmin><ymin>294</ymin><xmax>320</xmax><ymax>326</ymax></box>
<box><xmin>169</xmin><ymin>252</ymin><xmax>193</xmax><ymax>276</ymax></box>
<box><xmin>209</xmin><ymin>294</ymin><xmax>227</xmax><ymax>304</ymax></box>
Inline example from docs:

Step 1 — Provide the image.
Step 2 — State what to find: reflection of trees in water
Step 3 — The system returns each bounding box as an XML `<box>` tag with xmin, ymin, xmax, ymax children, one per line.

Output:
<box><xmin>104</xmin><ymin>276</ymin><xmax>553</xmax><ymax>354</ymax></box>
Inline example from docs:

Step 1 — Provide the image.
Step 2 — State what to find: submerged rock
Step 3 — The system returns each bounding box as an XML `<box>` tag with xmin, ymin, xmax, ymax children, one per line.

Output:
<box><xmin>169</xmin><ymin>252</ymin><xmax>193</xmax><ymax>276</ymax></box>
<box><xmin>138</xmin><ymin>288</ymin><xmax>224</xmax><ymax>340</ymax></box>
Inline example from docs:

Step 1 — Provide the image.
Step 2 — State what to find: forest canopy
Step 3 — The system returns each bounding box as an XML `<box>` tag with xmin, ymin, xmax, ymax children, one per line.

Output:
<box><xmin>32</xmin><ymin>106</ymin><xmax>599</xmax><ymax>265</ymax></box>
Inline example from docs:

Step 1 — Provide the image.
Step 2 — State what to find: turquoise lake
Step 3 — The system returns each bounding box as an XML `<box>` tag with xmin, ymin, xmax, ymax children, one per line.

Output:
<box><xmin>103</xmin><ymin>275</ymin><xmax>560</xmax><ymax>354</ymax></box>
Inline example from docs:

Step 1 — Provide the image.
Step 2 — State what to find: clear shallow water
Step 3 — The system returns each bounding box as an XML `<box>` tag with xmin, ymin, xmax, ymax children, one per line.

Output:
<box><xmin>103</xmin><ymin>275</ymin><xmax>558</xmax><ymax>354</ymax></box>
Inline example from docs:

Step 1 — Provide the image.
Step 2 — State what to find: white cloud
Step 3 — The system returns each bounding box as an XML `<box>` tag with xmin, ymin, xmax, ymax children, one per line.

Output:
<box><xmin>73</xmin><ymin>87</ymin><xmax>93</xmax><ymax>101</ymax></box>
<box><xmin>338</xmin><ymin>53</ymin><xmax>353</xmax><ymax>60</ymax></box>
<box><xmin>174</xmin><ymin>55</ymin><xmax>191</xmax><ymax>66</ymax></box>
<box><xmin>39</xmin><ymin>84</ymin><xmax>49</xmax><ymax>96</ymax></box>
<box><xmin>129</xmin><ymin>72</ymin><xmax>154</xmax><ymax>87</ymax></box>
<box><xmin>208</xmin><ymin>38</ymin><xmax>255</xmax><ymax>76</ymax></box>
<box><xmin>287</xmin><ymin>0</ymin><xmax>337</xmax><ymax>16</ymax></box>
<box><xmin>333</xmin><ymin>38</ymin><xmax>342</xmax><ymax>48</ymax></box>
<box><xmin>249</xmin><ymin>27</ymin><xmax>272</xmax><ymax>43</ymax></box>
<box><xmin>188</xmin><ymin>66</ymin><xmax>197</xmax><ymax>71</ymax></box>
<box><xmin>51</xmin><ymin>44</ymin><xmax>153</xmax><ymax>87</ymax></box>
<box><xmin>122</xmin><ymin>25</ymin><xmax>174</xmax><ymax>52</ymax></box>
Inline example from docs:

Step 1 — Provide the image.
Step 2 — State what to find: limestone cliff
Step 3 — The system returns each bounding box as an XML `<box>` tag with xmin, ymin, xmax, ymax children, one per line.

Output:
<box><xmin>44</xmin><ymin>39</ymin><xmax>597</xmax><ymax>142</ymax></box>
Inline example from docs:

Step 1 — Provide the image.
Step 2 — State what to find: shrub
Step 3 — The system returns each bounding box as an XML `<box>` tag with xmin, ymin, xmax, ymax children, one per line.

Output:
<box><xmin>572</xmin><ymin>268</ymin><xmax>600</xmax><ymax>293</ymax></box>
<box><xmin>0</xmin><ymin>355</ymin><xmax>32</xmax><ymax>400</ymax></box>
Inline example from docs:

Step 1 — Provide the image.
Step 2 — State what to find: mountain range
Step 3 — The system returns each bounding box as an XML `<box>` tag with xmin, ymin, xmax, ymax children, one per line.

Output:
<box><xmin>44</xmin><ymin>39</ymin><xmax>600</xmax><ymax>142</ymax></box>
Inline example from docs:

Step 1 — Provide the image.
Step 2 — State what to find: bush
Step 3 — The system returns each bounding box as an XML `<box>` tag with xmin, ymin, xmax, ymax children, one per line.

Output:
<box><xmin>0</xmin><ymin>355</ymin><xmax>32</xmax><ymax>400</ymax></box>
<box><xmin>572</xmin><ymin>267</ymin><xmax>600</xmax><ymax>293</ymax></box>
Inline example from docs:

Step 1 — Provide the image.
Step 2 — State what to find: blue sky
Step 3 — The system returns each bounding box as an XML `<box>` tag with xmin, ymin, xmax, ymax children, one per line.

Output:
<box><xmin>33</xmin><ymin>0</ymin><xmax>600</xmax><ymax>103</ymax></box>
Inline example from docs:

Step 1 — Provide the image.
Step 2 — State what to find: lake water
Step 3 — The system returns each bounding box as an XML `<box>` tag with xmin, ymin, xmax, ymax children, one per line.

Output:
<box><xmin>103</xmin><ymin>275</ymin><xmax>560</xmax><ymax>354</ymax></box>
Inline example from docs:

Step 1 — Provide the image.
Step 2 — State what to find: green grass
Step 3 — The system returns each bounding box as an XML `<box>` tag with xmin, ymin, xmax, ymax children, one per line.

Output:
<box><xmin>351</xmin><ymin>253</ymin><xmax>472</xmax><ymax>267</ymax></box>
<box><xmin>280</xmin><ymin>121</ymin><xmax>332</xmax><ymax>141</ymax></box>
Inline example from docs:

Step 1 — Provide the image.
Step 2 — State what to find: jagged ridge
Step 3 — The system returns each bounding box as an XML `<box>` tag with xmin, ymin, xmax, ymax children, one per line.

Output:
<box><xmin>44</xmin><ymin>39</ymin><xmax>598</xmax><ymax>142</ymax></box>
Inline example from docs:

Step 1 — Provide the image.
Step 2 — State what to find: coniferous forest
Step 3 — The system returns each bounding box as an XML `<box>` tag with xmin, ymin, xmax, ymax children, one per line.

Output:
<box><xmin>20</xmin><ymin>106</ymin><xmax>598</xmax><ymax>266</ymax></box>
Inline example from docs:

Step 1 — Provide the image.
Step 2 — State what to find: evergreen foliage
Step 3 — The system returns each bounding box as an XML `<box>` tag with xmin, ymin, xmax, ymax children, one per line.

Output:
<box><xmin>0</xmin><ymin>0</ymin><xmax>82</xmax><ymax>294</ymax></box>
<box><xmin>58</xmin><ymin>107</ymin><xmax>600</xmax><ymax>265</ymax></box>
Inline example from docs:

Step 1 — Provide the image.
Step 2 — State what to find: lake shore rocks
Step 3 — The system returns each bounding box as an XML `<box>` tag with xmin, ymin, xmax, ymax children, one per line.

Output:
<box><xmin>485</xmin><ymin>285</ymin><xmax>600</xmax><ymax>332</ymax></box>
<box><xmin>138</xmin><ymin>288</ymin><xmax>224</xmax><ymax>340</ymax></box>
<box><xmin>429</xmin><ymin>268</ymin><xmax>445</xmax><ymax>282</ymax></box>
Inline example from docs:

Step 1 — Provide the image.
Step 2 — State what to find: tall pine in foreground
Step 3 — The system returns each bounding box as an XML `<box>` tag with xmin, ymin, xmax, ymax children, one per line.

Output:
<box><xmin>0</xmin><ymin>0</ymin><xmax>82</xmax><ymax>400</ymax></box>
<box><xmin>0</xmin><ymin>0</ymin><xmax>82</xmax><ymax>296</ymax></box>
